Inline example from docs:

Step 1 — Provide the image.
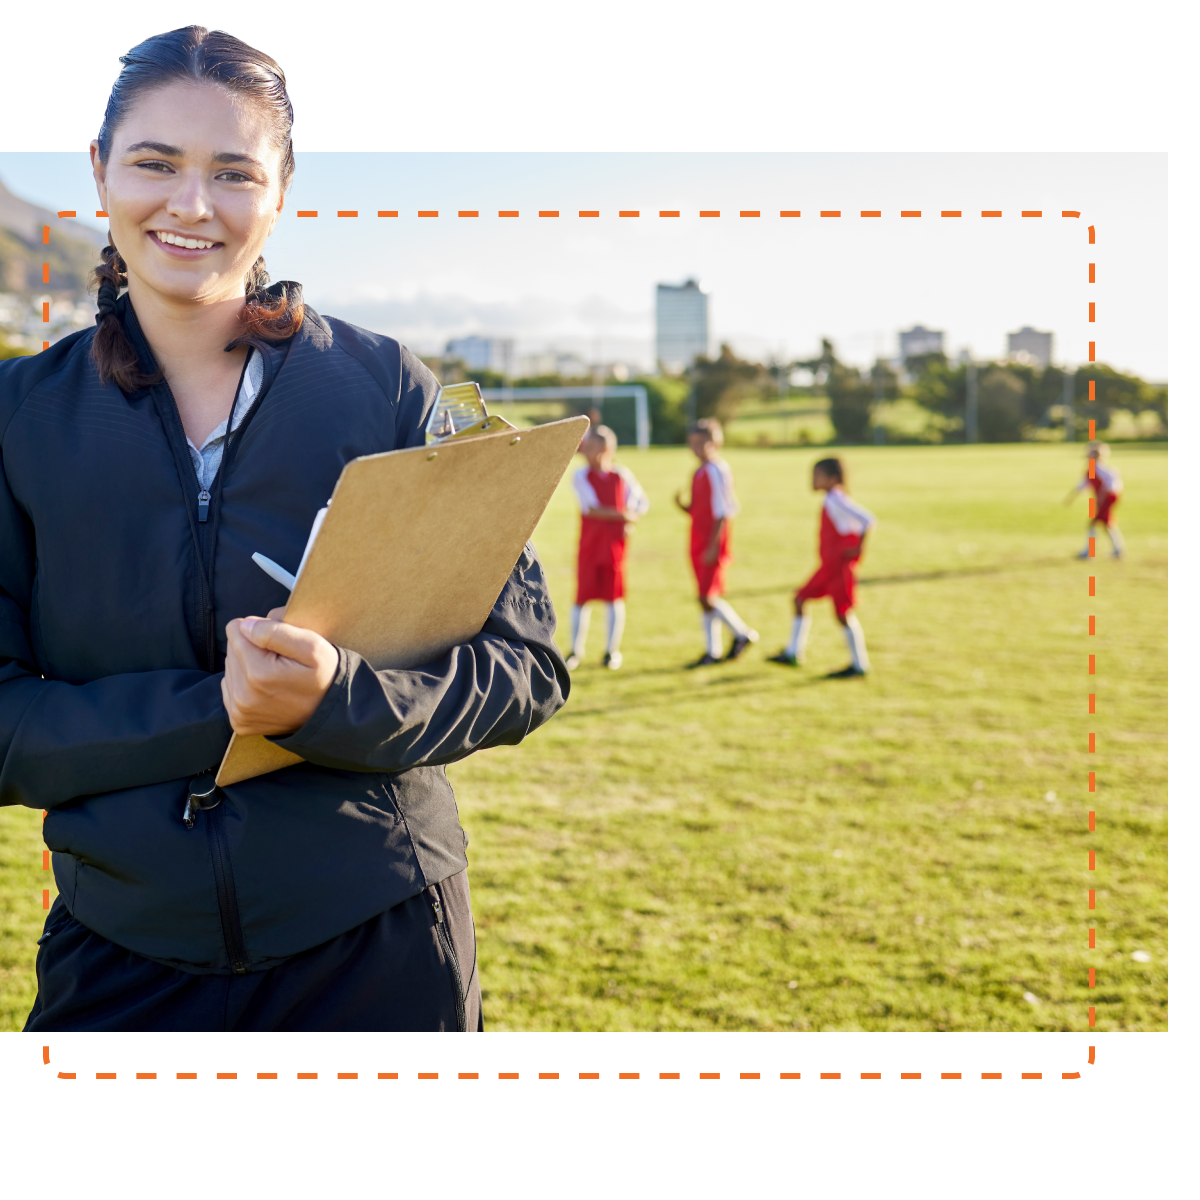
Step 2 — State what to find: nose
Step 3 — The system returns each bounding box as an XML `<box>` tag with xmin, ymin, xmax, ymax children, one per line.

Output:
<box><xmin>165</xmin><ymin>168</ymin><xmax>214</xmax><ymax>225</ymax></box>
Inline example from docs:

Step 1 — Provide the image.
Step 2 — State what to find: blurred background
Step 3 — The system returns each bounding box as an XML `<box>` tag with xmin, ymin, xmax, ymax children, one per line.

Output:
<box><xmin>0</xmin><ymin>153</ymin><xmax>1167</xmax><ymax>1034</ymax></box>
<box><xmin>0</xmin><ymin>152</ymin><xmax>1166</xmax><ymax>451</ymax></box>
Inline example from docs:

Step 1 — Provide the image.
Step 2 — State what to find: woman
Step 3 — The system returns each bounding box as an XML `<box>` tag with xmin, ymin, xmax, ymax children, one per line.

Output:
<box><xmin>0</xmin><ymin>27</ymin><xmax>568</xmax><ymax>1031</ymax></box>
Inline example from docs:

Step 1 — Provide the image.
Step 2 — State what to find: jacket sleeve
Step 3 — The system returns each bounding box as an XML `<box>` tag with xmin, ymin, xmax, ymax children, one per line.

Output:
<box><xmin>0</xmin><ymin>666</ymin><xmax>233</xmax><ymax>811</ymax></box>
<box><xmin>0</xmin><ymin>463</ymin><xmax>233</xmax><ymax>812</ymax></box>
<box><xmin>268</xmin><ymin>541</ymin><xmax>569</xmax><ymax>773</ymax></box>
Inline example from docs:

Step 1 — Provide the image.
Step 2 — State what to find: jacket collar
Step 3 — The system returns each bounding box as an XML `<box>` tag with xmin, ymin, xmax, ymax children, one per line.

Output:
<box><xmin>114</xmin><ymin>281</ymin><xmax>305</xmax><ymax>401</ymax></box>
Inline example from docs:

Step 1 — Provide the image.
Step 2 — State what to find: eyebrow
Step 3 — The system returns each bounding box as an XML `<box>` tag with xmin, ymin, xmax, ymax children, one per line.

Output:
<box><xmin>125</xmin><ymin>141</ymin><xmax>184</xmax><ymax>156</ymax></box>
<box><xmin>213</xmin><ymin>151</ymin><xmax>266</xmax><ymax>170</ymax></box>
<box><xmin>124</xmin><ymin>142</ymin><xmax>266</xmax><ymax>170</ymax></box>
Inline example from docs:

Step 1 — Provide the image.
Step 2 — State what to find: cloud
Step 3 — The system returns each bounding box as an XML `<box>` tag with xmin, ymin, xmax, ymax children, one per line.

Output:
<box><xmin>311</xmin><ymin>289</ymin><xmax>652</xmax><ymax>358</ymax></box>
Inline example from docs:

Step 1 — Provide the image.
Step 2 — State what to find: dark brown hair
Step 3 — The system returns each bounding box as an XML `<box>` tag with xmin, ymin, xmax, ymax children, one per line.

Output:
<box><xmin>91</xmin><ymin>26</ymin><xmax>303</xmax><ymax>391</ymax></box>
<box><xmin>813</xmin><ymin>457</ymin><xmax>845</xmax><ymax>483</ymax></box>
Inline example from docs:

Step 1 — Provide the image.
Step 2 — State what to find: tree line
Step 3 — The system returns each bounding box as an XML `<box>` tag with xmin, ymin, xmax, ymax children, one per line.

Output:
<box><xmin>657</xmin><ymin>342</ymin><xmax>1167</xmax><ymax>444</ymax></box>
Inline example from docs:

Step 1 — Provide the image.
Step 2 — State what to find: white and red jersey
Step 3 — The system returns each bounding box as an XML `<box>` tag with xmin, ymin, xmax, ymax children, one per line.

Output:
<box><xmin>573</xmin><ymin>464</ymin><xmax>649</xmax><ymax>572</ymax></box>
<box><xmin>572</xmin><ymin>464</ymin><xmax>650</xmax><ymax>518</ymax></box>
<box><xmin>1077</xmin><ymin>462</ymin><xmax>1123</xmax><ymax>504</ymax></box>
<box><xmin>690</xmin><ymin>458</ymin><xmax>739</xmax><ymax>562</ymax></box>
<box><xmin>818</xmin><ymin>486</ymin><xmax>876</xmax><ymax>566</ymax></box>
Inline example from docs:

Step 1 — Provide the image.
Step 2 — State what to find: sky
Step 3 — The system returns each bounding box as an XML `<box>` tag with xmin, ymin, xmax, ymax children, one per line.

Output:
<box><xmin>0</xmin><ymin>151</ymin><xmax>1166</xmax><ymax>379</ymax></box>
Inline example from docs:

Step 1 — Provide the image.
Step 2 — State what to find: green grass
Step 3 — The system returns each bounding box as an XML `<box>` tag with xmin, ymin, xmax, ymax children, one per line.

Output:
<box><xmin>0</xmin><ymin>443</ymin><xmax>1167</xmax><ymax>1032</ymax></box>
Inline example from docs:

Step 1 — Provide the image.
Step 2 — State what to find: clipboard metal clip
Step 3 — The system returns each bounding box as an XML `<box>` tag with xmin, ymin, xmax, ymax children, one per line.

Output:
<box><xmin>425</xmin><ymin>381</ymin><xmax>518</xmax><ymax>444</ymax></box>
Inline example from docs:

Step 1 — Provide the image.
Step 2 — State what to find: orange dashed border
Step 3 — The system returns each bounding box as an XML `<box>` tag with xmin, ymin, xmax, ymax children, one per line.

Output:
<box><xmin>37</xmin><ymin>205</ymin><xmax>1101</xmax><ymax>1075</ymax></box>
<box><xmin>41</xmin><ymin>1044</ymin><xmax>1094</xmax><ymax>1081</ymax></box>
<box><xmin>1084</xmin><ymin>222</ymin><xmax>1099</xmax><ymax>1026</ymax></box>
<box><xmin>267</xmin><ymin>208</ymin><xmax>1087</xmax><ymax>221</ymax></box>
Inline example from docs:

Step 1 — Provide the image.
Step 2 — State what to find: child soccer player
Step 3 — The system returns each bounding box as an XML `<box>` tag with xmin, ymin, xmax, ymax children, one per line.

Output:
<box><xmin>673</xmin><ymin>418</ymin><xmax>758</xmax><ymax>667</ymax></box>
<box><xmin>566</xmin><ymin>424</ymin><xmax>650</xmax><ymax>671</ymax></box>
<box><xmin>1066</xmin><ymin>441</ymin><xmax>1125</xmax><ymax>559</ymax></box>
<box><xmin>769</xmin><ymin>457</ymin><xmax>875</xmax><ymax>677</ymax></box>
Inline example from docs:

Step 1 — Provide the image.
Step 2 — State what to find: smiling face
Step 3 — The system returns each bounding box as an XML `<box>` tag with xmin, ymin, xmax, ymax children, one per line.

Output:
<box><xmin>91</xmin><ymin>80</ymin><xmax>286</xmax><ymax>308</ymax></box>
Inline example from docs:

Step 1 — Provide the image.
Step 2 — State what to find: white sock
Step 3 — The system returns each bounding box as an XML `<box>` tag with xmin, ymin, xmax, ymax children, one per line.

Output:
<box><xmin>605</xmin><ymin>600</ymin><xmax>626</xmax><ymax>655</ymax></box>
<box><xmin>702</xmin><ymin>611</ymin><xmax>723</xmax><ymax>657</ymax></box>
<box><xmin>1106</xmin><ymin>524</ymin><xmax>1125</xmax><ymax>555</ymax></box>
<box><xmin>787</xmin><ymin>615</ymin><xmax>812</xmax><ymax>660</ymax></box>
<box><xmin>570</xmin><ymin>604</ymin><xmax>591</xmax><ymax>658</ymax></box>
<box><xmin>843</xmin><ymin>614</ymin><xmax>870</xmax><ymax>673</ymax></box>
<box><xmin>709</xmin><ymin>597</ymin><xmax>754</xmax><ymax>639</ymax></box>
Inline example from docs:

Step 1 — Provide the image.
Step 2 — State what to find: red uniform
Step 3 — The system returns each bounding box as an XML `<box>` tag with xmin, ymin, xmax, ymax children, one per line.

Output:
<box><xmin>689</xmin><ymin>459</ymin><xmax>739</xmax><ymax>599</ymax></box>
<box><xmin>1083</xmin><ymin>462</ymin><xmax>1123</xmax><ymax>525</ymax></box>
<box><xmin>796</xmin><ymin>487</ymin><xmax>876</xmax><ymax>617</ymax></box>
<box><xmin>574</xmin><ymin>466</ymin><xmax>648</xmax><ymax>603</ymax></box>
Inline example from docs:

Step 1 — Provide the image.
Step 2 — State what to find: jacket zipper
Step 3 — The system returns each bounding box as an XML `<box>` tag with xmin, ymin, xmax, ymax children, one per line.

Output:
<box><xmin>430</xmin><ymin>891</ymin><xmax>467</xmax><ymax>1032</ymax></box>
<box><xmin>182</xmin><ymin>774</ymin><xmax>248</xmax><ymax>974</ymax></box>
<box><xmin>205</xmin><ymin>803</ymin><xmax>250</xmax><ymax>974</ymax></box>
<box><xmin>124</xmin><ymin>305</ymin><xmax>279</xmax><ymax>978</ymax></box>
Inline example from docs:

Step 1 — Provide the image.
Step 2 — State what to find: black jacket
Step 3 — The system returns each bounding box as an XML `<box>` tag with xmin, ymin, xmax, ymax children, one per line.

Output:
<box><xmin>0</xmin><ymin>285</ymin><xmax>568</xmax><ymax>974</ymax></box>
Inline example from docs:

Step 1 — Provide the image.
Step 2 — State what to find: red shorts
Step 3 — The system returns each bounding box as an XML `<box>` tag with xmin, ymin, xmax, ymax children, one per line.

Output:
<box><xmin>1095</xmin><ymin>495</ymin><xmax>1119</xmax><ymax>526</ymax></box>
<box><xmin>796</xmin><ymin>561</ymin><xmax>857</xmax><ymax>617</ymax></box>
<box><xmin>577</xmin><ymin>561</ymin><xmax>625</xmax><ymax>604</ymax></box>
<box><xmin>692</xmin><ymin>556</ymin><xmax>728</xmax><ymax>600</ymax></box>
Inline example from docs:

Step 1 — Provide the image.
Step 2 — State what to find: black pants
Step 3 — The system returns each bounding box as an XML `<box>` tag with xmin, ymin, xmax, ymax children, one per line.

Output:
<box><xmin>25</xmin><ymin>871</ymin><xmax>482</xmax><ymax>1032</ymax></box>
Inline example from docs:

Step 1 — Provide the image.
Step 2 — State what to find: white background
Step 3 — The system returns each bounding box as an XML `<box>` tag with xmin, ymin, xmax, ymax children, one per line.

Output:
<box><xmin>0</xmin><ymin>2</ymin><xmax>1189</xmax><ymax>1195</ymax></box>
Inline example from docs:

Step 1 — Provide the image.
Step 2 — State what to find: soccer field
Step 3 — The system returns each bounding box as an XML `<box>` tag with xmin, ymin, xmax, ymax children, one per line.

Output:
<box><xmin>0</xmin><ymin>442</ymin><xmax>1167</xmax><ymax>1031</ymax></box>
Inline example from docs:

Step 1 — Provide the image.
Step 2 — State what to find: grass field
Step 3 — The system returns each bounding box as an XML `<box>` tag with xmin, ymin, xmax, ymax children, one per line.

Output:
<box><xmin>0</xmin><ymin>442</ymin><xmax>1167</xmax><ymax>1032</ymax></box>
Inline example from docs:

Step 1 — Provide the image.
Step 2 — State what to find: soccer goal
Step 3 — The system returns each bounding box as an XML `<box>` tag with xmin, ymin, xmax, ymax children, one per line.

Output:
<box><xmin>480</xmin><ymin>385</ymin><xmax>651</xmax><ymax>449</ymax></box>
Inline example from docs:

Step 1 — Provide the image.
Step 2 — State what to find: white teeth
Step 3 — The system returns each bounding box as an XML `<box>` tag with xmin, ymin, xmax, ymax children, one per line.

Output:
<box><xmin>156</xmin><ymin>232</ymin><xmax>214</xmax><ymax>249</ymax></box>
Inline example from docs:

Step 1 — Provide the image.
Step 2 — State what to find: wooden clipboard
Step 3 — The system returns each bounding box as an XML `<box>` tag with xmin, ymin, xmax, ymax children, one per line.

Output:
<box><xmin>215</xmin><ymin>414</ymin><xmax>590</xmax><ymax>786</ymax></box>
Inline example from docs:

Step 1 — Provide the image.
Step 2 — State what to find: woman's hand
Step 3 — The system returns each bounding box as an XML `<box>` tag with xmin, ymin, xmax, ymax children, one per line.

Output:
<box><xmin>221</xmin><ymin>609</ymin><xmax>339</xmax><ymax>737</ymax></box>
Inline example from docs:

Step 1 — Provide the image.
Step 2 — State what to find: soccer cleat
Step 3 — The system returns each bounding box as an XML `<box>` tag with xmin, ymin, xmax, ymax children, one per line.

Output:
<box><xmin>1075</xmin><ymin>549</ymin><xmax>1091</xmax><ymax>560</ymax></box>
<box><xmin>686</xmin><ymin>652</ymin><xmax>721</xmax><ymax>669</ymax></box>
<box><xmin>826</xmin><ymin>665</ymin><xmax>866</xmax><ymax>678</ymax></box>
<box><xmin>726</xmin><ymin>630</ymin><xmax>759</xmax><ymax>661</ymax></box>
<box><xmin>767</xmin><ymin>651</ymin><xmax>799</xmax><ymax>666</ymax></box>
<box><xmin>603</xmin><ymin>651</ymin><xmax>623</xmax><ymax>670</ymax></box>
<box><xmin>565</xmin><ymin>654</ymin><xmax>581</xmax><ymax>671</ymax></box>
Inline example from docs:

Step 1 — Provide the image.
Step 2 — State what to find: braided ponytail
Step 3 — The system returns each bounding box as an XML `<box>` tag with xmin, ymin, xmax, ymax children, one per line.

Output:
<box><xmin>233</xmin><ymin>254</ymin><xmax>305</xmax><ymax>345</ymax></box>
<box><xmin>89</xmin><ymin>240</ymin><xmax>162</xmax><ymax>392</ymax></box>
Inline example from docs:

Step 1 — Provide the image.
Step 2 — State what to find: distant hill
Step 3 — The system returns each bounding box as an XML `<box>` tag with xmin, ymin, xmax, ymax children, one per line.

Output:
<box><xmin>0</xmin><ymin>176</ymin><xmax>107</xmax><ymax>295</ymax></box>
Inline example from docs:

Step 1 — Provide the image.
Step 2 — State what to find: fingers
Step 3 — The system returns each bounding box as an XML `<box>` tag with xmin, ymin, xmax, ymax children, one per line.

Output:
<box><xmin>239</xmin><ymin>617</ymin><xmax>323</xmax><ymax>668</ymax></box>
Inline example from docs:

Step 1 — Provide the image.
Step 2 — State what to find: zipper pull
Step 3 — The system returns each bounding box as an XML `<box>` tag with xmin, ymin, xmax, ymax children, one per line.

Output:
<box><xmin>430</xmin><ymin>894</ymin><xmax>444</xmax><ymax>924</ymax></box>
<box><xmin>197</xmin><ymin>488</ymin><xmax>210</xmax><ymax>523</ymax></box>
<box><xmin>183</xmin><ymin>773</ymin><xmax>222</xmax><ymax>828</ymax></box>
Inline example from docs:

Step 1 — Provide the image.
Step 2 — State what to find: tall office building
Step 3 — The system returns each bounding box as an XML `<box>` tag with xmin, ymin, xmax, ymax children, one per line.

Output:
<box><xmin>1007</xmin><ymin>326</ymin><xmax>1053</xmax><ymax>368</ymax></box>
<box><xmin>445</xmin><ymin>335</ymin><xmax>515</xmax><ymax>377</ymax></box>
<box><xmin>655</xmin><ymin>279</ymin><xmax>710</xmax><ymax>374</ymax></box>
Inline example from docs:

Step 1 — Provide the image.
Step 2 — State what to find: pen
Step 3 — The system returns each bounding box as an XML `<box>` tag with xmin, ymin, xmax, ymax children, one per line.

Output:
<box><xmin>251</xmin><ymin>552</ymin><xmax>297</xmax><ymax>592</ymax></box>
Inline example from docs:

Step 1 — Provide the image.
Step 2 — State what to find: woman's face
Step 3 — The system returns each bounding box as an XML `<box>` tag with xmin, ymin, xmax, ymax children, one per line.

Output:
<box><xmin>91</xmin><ymin>80</ymin><xmax>286</xmax><ymax>306</ymax></box>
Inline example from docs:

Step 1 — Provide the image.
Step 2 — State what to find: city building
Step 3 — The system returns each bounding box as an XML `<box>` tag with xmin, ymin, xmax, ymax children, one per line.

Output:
<box><xmin>515</xmin><ymin>351</ymin><xmax>591</xmax><ymax>379</ymax></box>
<box><xmin>898</xmin><ymin>325</ymin><xmax>945</xmax><ymax>360</ymax></box>
<box><xmin>655</xmin><ymin>279</ymin><xmax>709</xmax><ymax>374</ymax></box>
<box><xmin>1007</xmin><ymin>326</ymin><xmax>1053</xmax><ymax>368</ymax></box>
<box><xmin>444</xmin><ymin>335</ymin><xmax>515</xmax><ymax>378</ymax></box>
